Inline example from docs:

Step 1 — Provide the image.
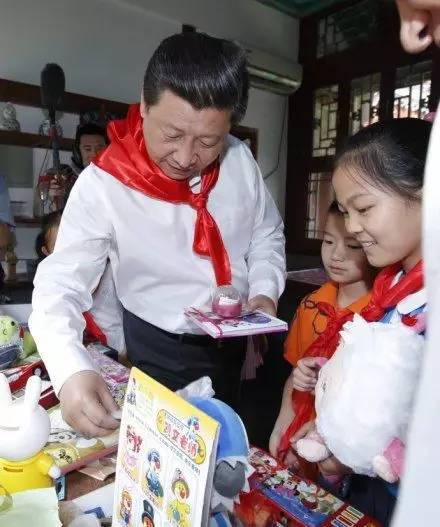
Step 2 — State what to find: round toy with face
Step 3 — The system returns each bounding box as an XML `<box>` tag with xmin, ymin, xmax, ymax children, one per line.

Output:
<box><xmin>0</xmin><ymin>317</ymin><xmax>20</xmax><ymax>346</ymax></box>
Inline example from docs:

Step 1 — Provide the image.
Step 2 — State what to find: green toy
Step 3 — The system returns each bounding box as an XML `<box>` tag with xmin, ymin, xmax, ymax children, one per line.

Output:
<box><xmin>0</xmin><ymin>317</ymin><xmax>20</xmax><ymax>346</ymax></box>
<box><xmin>22</xmin><ymin>330</ymin><xmax>38</xmax><ymax>359</ymax></box>
<box><xmin>0</xmin><ymin>316</ymin><xmax>39</xmax><ymax>365</ymax></box>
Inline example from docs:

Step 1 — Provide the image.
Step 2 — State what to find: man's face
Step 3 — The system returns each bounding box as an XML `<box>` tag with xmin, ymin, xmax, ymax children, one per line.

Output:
<box><xmin>140</xmin><ymin>89</ymin><xmax>232</xmax><ymax>181</ymax></box>
<box><xmin>397</xmin><ymin>0</ymin><xmax>440</xmax><ymax>52</ymax></box>
<box><xmin>79</xmin><ymin>134</ymin><xmax>107</xmax><ymax>167</ymax></box>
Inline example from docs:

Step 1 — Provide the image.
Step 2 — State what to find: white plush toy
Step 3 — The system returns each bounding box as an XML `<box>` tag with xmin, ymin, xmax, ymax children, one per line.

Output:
<box><xmin>296</xmin><ymin>315</ymin><xmax>424</xmax><ymax>483</ymax></box>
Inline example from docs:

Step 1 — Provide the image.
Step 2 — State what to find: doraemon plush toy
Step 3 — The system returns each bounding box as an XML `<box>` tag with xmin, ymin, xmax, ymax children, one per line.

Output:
<box><xmin>177</xmin><ymin>377</ymin><xmax>253</xmax><ymax>527</ymax></box>
<box><xmin>296</xmin><ymin>315</ymin><xmax>424</xmax><ymax>483</ymax></box>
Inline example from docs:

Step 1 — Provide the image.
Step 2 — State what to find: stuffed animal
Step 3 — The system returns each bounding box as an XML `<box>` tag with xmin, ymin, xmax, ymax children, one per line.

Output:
<box><xmin>296</xmin><ymin>315</ymin><xmax>424</xmax><ymax>483</ymax></box>
<box><xmin>187</xmin><ymin>395</ymin><xmax>254</xmax><ymax>527</ymax></box>
<box><xmin>0</xmin><ymin>373</ymin><xmax>61</xmax><ymax>493</ymax></box>
<box><xmin>176</xmin><ymin>377</ymin><xmax>253</xmax><ymax>526</ymax></box>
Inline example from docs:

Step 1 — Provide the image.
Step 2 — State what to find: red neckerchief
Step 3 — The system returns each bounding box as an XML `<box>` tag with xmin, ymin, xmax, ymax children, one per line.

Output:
<box><xmin>278</xmin><ymin>260</ymin><xmax>424</xmax><ymax>460</ymax></box>
<box><xmin>94</xmin><ymin>104</ymin><xmax>231</xmax><ymax>286</ymax></box>
<box><xmin>83</xmin><ymin>311</ymin><xmax>107</xmax><ymax>346</ymax></box>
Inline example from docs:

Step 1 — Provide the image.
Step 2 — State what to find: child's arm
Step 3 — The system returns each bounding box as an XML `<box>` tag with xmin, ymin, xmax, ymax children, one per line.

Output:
<box><xmin>269</xmin><ymin>371</ymin><xmax>295</xmax><ymax>457</ymax></box>
<box><xmin>270</xmin><ymin>304</ymin><xmax>305</xmax><ymax>459</ymax></box>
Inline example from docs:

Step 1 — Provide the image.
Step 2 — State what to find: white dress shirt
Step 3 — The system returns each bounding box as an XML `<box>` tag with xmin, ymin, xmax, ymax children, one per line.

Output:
<box><xmin>89</xmin><ymin>262</ymin><xmax>125</xmax><ymax>354</ymax></box>
<box><xmin>392</xmin><ymin>113</ymin><xmax>439</xmax><ymax>526</ymax></box>
<box><xmin>29</xmin><ymin>135</ymin><xmax>286</xmax><ymax>394</ymax></box>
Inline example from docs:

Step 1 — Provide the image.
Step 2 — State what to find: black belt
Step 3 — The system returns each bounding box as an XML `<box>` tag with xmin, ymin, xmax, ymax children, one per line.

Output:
<box><xmin>152</xmin><ymin>320</ymin><xmax>224</xmax><ymax>346</ymax></box>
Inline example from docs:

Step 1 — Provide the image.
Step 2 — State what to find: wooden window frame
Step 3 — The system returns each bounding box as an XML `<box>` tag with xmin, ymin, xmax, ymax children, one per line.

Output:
<box><xmin>285</xmin><ymin>0</ymin><xmax>440</xmax><ymax>255</ymax></box>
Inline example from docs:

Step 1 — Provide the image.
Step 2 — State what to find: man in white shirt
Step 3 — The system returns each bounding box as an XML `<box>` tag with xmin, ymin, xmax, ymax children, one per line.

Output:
<box><xmin>29</xmin><ymin>32</ymin><xmax>286</xmax><ymax>438</ymax></box>
<box><xmin>392</xmin><ymin>2</ymin><xmax>440</xmax><ymax>526</ymax></box>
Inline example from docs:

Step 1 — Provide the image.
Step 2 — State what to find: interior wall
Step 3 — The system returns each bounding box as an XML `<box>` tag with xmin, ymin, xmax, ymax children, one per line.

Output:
<box><xmin>0</xmin><ymin>0</ymin><xmax>298</xmax><ymax>259</ymax></box>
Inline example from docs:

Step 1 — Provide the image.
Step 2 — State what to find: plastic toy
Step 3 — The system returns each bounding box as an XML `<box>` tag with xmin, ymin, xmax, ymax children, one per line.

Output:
<box><xmin>0</xmin><ymin>373</ymin><xmax>61</xmax><ymax>493</ymax></box>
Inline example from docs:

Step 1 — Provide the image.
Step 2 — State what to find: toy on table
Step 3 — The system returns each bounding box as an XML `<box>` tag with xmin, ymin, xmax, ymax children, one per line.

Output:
<box><xmin>212</xmin><ymin>285</ymin><xmax>242</xmax><ymax>318</ymax></box>
<box><xmin>296</xmin><ymin>315</ymin><xmax>425</xmax><ymax>483</ymax></box>
<box><xmin>234</xmin><ymin>447</ymin><xmax>380</xmax><ymax>527</ymax></box>
<box><xmin>186</xmin><ymin>392</ymin><xmax>254</xmax><ymax>527</ymax></box>
<box><xmin>0</xmin><ymin>316</ymin><xmax>22</xmax><ymax>369</ymax></box>
<box><xmin>0</xmin><ymin>373</ymin><xmax>61</xmax><ymax>494</ymax></box>
<box><xmin>0</xmin><ymin>315</ymin><xmax>39</xmax><ymax>370</ymax></box>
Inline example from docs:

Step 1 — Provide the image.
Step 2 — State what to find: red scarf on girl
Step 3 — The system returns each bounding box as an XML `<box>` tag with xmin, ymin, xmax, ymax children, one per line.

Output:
<box><xmin>94</xmin><ymin>104</ymin><xmax>231</xmax><ymax>286</ymax></box>
<box><xmin>277</xmin><ymin>260</ymin><xmax>424</xmax><ymax>459</ymax></box>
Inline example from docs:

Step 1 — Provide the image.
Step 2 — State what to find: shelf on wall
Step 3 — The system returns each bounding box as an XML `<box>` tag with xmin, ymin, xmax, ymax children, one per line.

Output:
<box><xmin>14</xmin><ymin>216</ymin><xmax>41</xmax><ymax>227</ymax></box>
<box><xmin>0</xmin><ymin>130</ymin><xmax>74</xmax><ymax>150</ymax></box>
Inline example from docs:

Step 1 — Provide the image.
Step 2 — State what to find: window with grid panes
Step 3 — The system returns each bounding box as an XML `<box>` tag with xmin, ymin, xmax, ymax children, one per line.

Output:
<box><xmin>305</xmin><ymin>172</ymin><xmax>334</xmax><ymax>239</ymax></box>
<box><xmin>394</xmin><ymin>61</ymin><xmax>432</xmax><ymax>120</ymax></box>
<box><xmin>350</xmin><ymin>73</ymin><xmax>381</xmax><ymax>135</ymax></box>
<box><xmin>313</xmin><ymin>85</ymin><xmax>338</xmax><ymax>158</ymax></box>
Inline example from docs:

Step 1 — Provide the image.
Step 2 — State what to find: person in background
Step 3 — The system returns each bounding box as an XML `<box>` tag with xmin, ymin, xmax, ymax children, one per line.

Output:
<box><xmin>391</xmin><ymin>2</ymin><xmax>440</xmax><ymax>526</ymax></box>
<box><xmin>0</xmin><ymin>173</ymin><xmax>14</xmax><ymax>291</ymax></box>
<box><xmin>71</xmin><ymin>122</ymin><xmax>108</xmax><ymax>175</ymax></box>
<box><xmin>270</xmin><ymin>202</ymin><xmax>374</xmax><ymax>471</ymax></box>
<box><xmin>35</xmin><ymin>209</ymin><xmax>125</xmax><ymax>354</ymax></box>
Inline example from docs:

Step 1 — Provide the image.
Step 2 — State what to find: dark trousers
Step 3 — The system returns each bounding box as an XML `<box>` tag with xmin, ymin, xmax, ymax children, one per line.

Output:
<box><xmin>123</xmin><ymin>309</ymin><xmax>246</xmax><ymax>410</ymax></box>
<box><xmin>319</xmin><ymin>475</ymin><xmax>396</xmax><ymax>527</ymax></box>
<box><xmin>346</xmin><ymin>475</ymin><xmax>396</xmax><ymax>527</ymax></box>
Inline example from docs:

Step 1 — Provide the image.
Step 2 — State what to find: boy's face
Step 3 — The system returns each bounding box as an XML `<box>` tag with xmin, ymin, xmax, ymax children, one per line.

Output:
<box><xmin>79</xmin><ymin>134</ymin><xmax>107</xmax><ymax>167</ymax></box>
<box><xmin>321</xmin><ymin>212</ymin><xmax>370</xmax><ymax>285</ymax></box>
<box><xmin>42</xmin><ymin>225</ymin><xmax>59</xmax><ymax>256</ymax></box>
<box><xmin>397</xmin><ymin>0</ymin><xmax>440</xmax><ymax>52</ymax></box>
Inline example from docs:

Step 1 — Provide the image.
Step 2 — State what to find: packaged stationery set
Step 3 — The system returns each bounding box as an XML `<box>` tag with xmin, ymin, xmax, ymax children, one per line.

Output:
<box><xmin>235</xmin><ymin>448</ymin><xmax>380</xmax><ymax>527</ymax></box>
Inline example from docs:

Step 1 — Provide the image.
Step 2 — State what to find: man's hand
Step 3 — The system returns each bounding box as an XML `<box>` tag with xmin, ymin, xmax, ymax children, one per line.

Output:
<box><xmin>247</xmin><ymin>295</ymin><xmax>277</xmax><ymax>316</ymax></box>
<box><xmin>59</xmin><ymin>371</ymin><xmax>120</xmax><ymax>437</ymax></box>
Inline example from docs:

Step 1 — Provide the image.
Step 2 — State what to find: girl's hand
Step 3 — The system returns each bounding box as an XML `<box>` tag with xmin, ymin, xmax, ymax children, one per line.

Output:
<box><xmin>284</xmin><ymin>449</ymin><xmax>300</xmax><ymax>471</ymax></box>
<box><xmin>269</xmin><ymin>411</ymin><xmax>294</xmax><ymax>458</ymax></box>
<box><xmin>292</xmin><ymin>357</ymin><xmax>321</xmax><ymax>391</ymax></box>
<box><xmin>269</xmin><ymin>423</ymin><xmax>286</xmax><ymax>458</ymax></box>
<box><xmin>269</xmin><ymin>372</ymin><xmax>296</xmax><ymax>457</ymax></box>
<box><xmin>284</xmin><ymin>419</ymin><xmax>316</xmax><ymax>471</ymax></box>
<box><xmin>318</xmin><ymin>455</ymin><xmax>352</xmax><ymax>478</ymax></box>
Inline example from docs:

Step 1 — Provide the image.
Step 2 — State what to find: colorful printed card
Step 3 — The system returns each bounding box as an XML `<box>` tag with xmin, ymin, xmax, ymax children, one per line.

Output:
<box><xmin>42</xmin><ymin>404</ymin><xmax>120</xmax><ymax>474</ymax></box>
<box><xmin>112</xmin><ymin>368</ymin><xmax>220</xmax><ymax>527</ymax></box>
<box><xmin>185</xmin><ymin>308</ymin><xmax>288</xmax><ymax>338</ymax></box>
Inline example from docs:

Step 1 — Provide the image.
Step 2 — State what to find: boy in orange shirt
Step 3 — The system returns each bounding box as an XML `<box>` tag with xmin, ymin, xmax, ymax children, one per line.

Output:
<box><xmin>270</xmin><ymin>202</ymin><xmax>374</xmax><ymax>466</ymax></box>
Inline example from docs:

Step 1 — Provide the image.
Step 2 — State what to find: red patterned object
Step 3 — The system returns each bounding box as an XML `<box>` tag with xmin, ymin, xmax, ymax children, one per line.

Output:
<box><xmin>235</xmin><ymin>447</ymin><xmax>381</xmax><ymax>527</ymax></box>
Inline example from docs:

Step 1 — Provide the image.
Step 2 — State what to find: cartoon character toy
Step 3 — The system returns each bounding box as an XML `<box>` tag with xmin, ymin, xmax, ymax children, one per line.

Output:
<box><xmin>187</xmin><ymin>396</ymin><xmax>254</xmax><ymax>527</ymax></box>
<box><xmin>0</xmin><ymin>316</ymin><xmax>22</xmax><ymax>369</ymax></box>
<box><xmin>0</xmin><ymin>374</ymin><xmax>61</xmax><ymax>493</ymax></box>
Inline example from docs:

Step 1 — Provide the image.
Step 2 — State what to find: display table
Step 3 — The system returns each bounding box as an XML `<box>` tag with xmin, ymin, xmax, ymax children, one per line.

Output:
<box><xmin>65</xmin><ymin>471</ymin><xmax>115</xmax><ymax>502</ymax></box>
